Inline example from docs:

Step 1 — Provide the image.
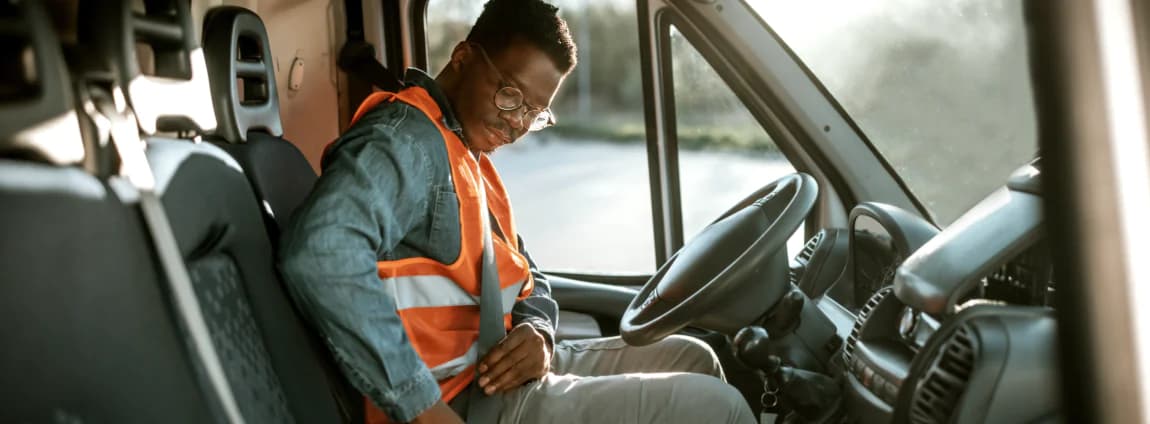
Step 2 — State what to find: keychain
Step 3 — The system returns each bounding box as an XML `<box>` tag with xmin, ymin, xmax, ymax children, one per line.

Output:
<box><xmin>760</xmin><ymin>373</ymin><xmax>779</xmax><ymax>424</ymax></box>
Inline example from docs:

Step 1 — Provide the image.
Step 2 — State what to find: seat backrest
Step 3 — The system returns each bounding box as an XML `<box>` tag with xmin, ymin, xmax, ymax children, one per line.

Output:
<box><xmin>202</xmin><ymin>6</ymin><xmax>317</xmax><ymax>237</ymax></box>
<box><xmin>0</xmin><ymin>0</ymin><xmax>82</xmax><ymax>166</ymax></box>
<box><xmin>0</xmin><ymin>2</ymin><xmax>222</xmax><ymax>422</ymax></box>
<box><xmin>75</xmin><ymin>1</ymin><xmax>344</xmax><ymax>422</ymax></box>
<box><xmin>200</xmin><ymin>7</ymin><xmax>364</xmax><ymax>421</ymax></box>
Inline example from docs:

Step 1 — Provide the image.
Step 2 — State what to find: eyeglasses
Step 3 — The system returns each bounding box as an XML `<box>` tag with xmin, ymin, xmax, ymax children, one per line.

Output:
<box><xmin>470</xmin><ymin>43</ymin><xmax>555</xmax><ymax>132</ymax></box>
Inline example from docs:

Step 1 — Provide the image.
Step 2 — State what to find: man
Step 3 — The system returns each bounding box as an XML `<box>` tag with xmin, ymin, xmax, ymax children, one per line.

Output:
<box><xmin>278</xmin><ymin>1</ymin><xmax>755</xmax><ymax>422</ymax></box>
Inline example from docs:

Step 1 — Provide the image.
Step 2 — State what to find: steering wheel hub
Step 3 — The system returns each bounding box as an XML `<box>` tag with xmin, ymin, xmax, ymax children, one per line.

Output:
<box><xmin>621</xmin><ymin>173</ymin><xmax>819</xmax><ymax>346</ymax></box>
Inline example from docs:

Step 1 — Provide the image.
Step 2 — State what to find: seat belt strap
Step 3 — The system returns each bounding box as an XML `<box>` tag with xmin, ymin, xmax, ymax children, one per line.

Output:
<box><xmin>339</xmin><ymin>0</ymin><xmax>402</xmax><ymax>97</ymax></box>
<box><xmin>91</xmin><ymin>86</ymin><xmax>246</xmax><ymax>424</ymax></box>
<box><xmin>466</xmin><ymin>159</ymin><xmax>506</xmax><ymax>423</ymax></box>
<box><xmin>338</xmin><ymin>40</ymin><xmax>403</xmax><ymax>92</ymax></box>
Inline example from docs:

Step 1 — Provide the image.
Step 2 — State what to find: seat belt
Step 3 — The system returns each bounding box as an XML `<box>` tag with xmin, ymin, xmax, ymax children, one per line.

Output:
<box><xmin>339</xmin><ymin>0</ymin><xmax>402</xmax><ymax>92</ymax></box>
<box><xmin>338</xmin><ymin>40</ymin><xmax>403</xmax><ymax>92</ymax></box>
<box><xmin>466</xmin><ymin>160</ymin><xmax>506</xmax><ymax>423</ymax></box>
<box><xmin>88</xmin><ymin>85</ymin><xmax>246</xmax><ymax>424</ymax></box>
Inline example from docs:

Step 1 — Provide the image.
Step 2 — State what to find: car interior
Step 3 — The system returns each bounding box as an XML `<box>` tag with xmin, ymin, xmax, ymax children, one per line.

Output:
<box><xmin>0</xmin><ymin>0</ymin><xmax>1064</xmax><ymax>423</ymax></box>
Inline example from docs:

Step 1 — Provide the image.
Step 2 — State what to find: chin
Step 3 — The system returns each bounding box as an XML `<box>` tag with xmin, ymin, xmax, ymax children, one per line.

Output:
<box><xmin>480</xmin><ymin>141</ymin><xmax>500</xmax><ymax>153</ymax></box>
<box><xmin>475</xmin><ymin>134</ymin><xmax>503</xmax><ymax>153</ymax></box>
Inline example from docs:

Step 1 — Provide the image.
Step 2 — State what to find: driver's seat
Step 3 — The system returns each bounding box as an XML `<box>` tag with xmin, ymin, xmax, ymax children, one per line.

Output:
<box><xmin>200</xmin><ymin>5</ymin><xmax>364</xmax><ymax>421</ymax></box>
<box><xmin>201</xmin><ymin>6</ymin><xmax>317</xmax><ymax>239</ymax></box>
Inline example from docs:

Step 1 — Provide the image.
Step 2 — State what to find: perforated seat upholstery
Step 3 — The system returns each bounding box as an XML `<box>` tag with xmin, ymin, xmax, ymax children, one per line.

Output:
<box><xmin>144</xmin><ymin>138</ymin><xmax>299</xmax><ymax>422</ymax></box>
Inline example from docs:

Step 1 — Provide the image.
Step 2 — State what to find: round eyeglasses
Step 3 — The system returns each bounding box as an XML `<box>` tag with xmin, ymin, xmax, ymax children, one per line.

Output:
<box><xmin>472</xmin><ymin>43</ymin><xmax>556</xmax><ymax>132</ymax></box>
<box><xmin>493</xmin><ymin>86</ymin><xmax>554</xmax><ymax>132</ymax></box>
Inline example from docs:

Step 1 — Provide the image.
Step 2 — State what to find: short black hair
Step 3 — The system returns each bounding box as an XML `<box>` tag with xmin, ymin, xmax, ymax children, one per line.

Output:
<box><xmin>466</xmin><ymin>0</ymin><xmax>577</xmax><ymax>73</ymax></box>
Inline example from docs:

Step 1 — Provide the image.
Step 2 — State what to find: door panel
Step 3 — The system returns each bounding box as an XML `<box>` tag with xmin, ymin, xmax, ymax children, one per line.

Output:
<box><xmin>556</xmin><ymin>311</ymin><xmax>604</xmax><ymax>341</ymax></box>
<box><xmin>549</xmin><ymin>275</ymin><xmax>638</xmax><ymax>320</ymax></box>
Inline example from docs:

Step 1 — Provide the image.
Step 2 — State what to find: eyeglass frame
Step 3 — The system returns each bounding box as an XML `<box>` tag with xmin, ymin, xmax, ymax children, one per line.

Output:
<box><xmin>469</xmin><ymin>42</ymin><xmax>556</xmax><ymax>132</ymax></box>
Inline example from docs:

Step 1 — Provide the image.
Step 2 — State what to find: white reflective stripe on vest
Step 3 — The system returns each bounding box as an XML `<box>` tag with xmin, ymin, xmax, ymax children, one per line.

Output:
<box><xmin>429</xmin><ymin>343</ymin><xmax>479</xmax><ymax>380</ymax></box>
<box><xmin>381</xmin><ymin>274</ymin><xmax>525</xmax><ymax>312</ymax></box>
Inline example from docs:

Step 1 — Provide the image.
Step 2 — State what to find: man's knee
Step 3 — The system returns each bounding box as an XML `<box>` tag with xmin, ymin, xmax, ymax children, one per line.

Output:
<box><xmin>668</xmin><ymin>373</ymin><xmax>754</xmax><ymax>422</ymax></box>
<box><xmin>657</xmin><ymin>335</ymin><xmax>724</xmax><ymax>377</ymax></box>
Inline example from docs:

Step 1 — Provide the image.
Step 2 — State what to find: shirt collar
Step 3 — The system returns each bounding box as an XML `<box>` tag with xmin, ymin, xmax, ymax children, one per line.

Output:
<box><xmin>403</xmin><ymin>68</ymin><xmax>464</xmax><ymax>135</ymax></box>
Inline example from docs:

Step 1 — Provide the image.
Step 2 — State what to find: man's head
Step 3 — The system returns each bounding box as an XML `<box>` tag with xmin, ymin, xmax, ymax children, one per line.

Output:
<box><xmin>437</xmin><ymin>0</ymin><xmax>577</xmax><ymax>153</ymax></box>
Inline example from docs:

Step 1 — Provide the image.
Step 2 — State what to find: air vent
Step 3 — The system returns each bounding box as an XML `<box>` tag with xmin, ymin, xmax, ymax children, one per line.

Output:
<box><xmin>909</xmin><ymin>325</ymin><xmax>978</xmax><ymax>424</ymax></box>
<box><xmin>790</xmin><ymin>231</ymin><xmax>825</xmax><ymax>286</ymax></box>
<box><xmin>798</xmin><ymin>231</ymin><xmax>824</xmax><ymax>263</ymax></box>
<box><xmin>844</xmin><ymin>286</ymin><xmax>892</xmax><ymax>363</ymax></box>
<box><xmin>983</xmin><ymin>243</ymin><xmax>1054</xmax><ymax>306</ymax></box>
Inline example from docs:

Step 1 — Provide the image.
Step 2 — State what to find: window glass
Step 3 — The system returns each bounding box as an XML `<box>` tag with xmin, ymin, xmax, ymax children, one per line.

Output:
<box><xmin>428</xmin><ymin>0</ymin><xmax>654</xmax><ymax>272</ymax></box>
<box><xmin>669</xmin><ymin>26</ymin><xmax>804</xmax><ymax>256</ymax></box>
<box><xmin>752</xmin><ymin>0</ymin><xmax>1037</xmax><ymax>225</ymax></box>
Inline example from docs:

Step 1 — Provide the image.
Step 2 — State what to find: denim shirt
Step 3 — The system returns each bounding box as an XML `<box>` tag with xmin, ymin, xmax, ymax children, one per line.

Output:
<box><xmin>278</xmin><ymin>69</ymin><xmax>559</xmax><ymax>422</ymax></box>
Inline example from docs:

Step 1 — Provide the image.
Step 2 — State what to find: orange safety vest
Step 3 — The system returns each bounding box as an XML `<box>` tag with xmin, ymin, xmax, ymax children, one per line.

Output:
<box><xmin>346</xmin><ymin>87</ymin><xmax>534</xmax><ymax>423</ymax></box>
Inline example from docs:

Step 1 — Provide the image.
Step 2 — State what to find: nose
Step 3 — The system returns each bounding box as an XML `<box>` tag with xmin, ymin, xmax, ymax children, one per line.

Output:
<box><xmin>499</xmin><ymin>107</ymin><xmax>526</xmax><ymax>130</ymax></box>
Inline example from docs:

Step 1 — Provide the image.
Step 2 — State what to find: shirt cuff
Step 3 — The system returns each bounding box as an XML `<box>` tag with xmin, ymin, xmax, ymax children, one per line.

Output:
<box><xmin>522</xmin><ymin>317</ymin><xmax>556</xmax><ymax>352</ymax></box>
<box><xmin>374</xmin><ymin>366</ymin><xmax>441</xmax><ymax>423</ymax></box>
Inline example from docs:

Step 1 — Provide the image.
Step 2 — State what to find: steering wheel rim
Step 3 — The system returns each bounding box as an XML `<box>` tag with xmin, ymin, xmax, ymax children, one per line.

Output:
<box><xmin>620</xmin><ymin>173</ymin><xmax>819</xmax><ymax>346</ymax></box>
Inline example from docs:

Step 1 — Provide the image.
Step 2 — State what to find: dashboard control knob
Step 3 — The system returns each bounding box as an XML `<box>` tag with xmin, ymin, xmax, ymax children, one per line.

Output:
<box><xmin>899</xmin><ymin>307</ymin><xmax>920</xmax><ymax>341</ymax></box>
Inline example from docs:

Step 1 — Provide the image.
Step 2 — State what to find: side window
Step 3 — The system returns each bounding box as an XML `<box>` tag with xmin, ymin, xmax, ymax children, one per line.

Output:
<box><xmin>427</xmin><ymin>1</ymin><xmax>655</xmax><ymax>273</ymax></box>
<box><xmin>668</xmin><ymin>26</ymin><xmax>804</xmax><ymax>254</ymax></box>
<box><xmin>753</xmin><ymin>1</ymin><xmax>1036</xmax><ymax>226</ymax></box>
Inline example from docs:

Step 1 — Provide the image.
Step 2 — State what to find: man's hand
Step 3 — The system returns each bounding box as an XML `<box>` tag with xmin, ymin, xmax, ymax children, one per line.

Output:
<box><xmin>477</xmin><ymin>323</ymin><xmax>551</xmax><ymax>394</ymax></box>
<box><xmin>409</xmin><ymin>400</ymin><xmax>463</xmax><ymax>424</ymax></box>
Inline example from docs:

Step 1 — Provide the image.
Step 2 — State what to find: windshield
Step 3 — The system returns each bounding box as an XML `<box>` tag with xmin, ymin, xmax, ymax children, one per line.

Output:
<box><xmin>751</xmin><ymin>0</ymin><xmax>1037</xmax><ymax>225</ymax></box>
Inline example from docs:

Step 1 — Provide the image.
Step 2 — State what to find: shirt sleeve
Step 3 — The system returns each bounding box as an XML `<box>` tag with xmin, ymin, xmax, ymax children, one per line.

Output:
<box><xmin>278</xmin><ymin>106</ymin><xmax>442</xmax><ymax>423</ymax></box>
<box><xmin>510</xmin><ymin>235</ymin><xmax>559</xmax><ymax>350</ymax></box>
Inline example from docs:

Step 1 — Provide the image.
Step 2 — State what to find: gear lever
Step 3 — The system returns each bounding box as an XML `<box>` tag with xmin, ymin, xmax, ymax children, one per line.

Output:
<box><xmin>772</xmin><ymin>364</ymin><xmax>840</xmax><ymax>421</ymax></box>
<box><xmin>734</xmin><ymin>325</ymin><xmax>841</xmax><ymax>422</ymax></box>
<box><xmin>733</xmin><ymin>325</ymin><xmax>774</xmax><ymax>369</ymax></box>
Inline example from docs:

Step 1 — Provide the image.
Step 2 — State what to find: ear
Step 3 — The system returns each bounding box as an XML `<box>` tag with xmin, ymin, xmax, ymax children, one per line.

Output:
<box><xmin>449</xmin><ymin>42</ymin><xmax>472</xmax><ymax>72</ymax></box>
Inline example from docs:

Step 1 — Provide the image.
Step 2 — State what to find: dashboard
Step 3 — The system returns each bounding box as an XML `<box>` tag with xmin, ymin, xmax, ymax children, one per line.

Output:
<box><xmin>783</xmin><ymin>160</ymin><xmax>1059</xmax><ymax>423</ymax></box>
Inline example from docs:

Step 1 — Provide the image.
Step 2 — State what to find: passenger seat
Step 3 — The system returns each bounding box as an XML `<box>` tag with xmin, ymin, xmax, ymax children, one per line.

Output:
<box><xmin>1</xmin><ymin>1</ymin><xmax>252</xmax><ymax>422</ymax></box>
<box><xmin>75</xmin><ymin>0</ymin><xmax>345</xmax><ymax>421</ymax></box>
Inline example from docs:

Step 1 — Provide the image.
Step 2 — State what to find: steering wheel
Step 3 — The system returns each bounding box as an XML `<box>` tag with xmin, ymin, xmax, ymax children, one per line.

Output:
<box><xmin>620</xmin><ymin>173</ymin><xmax>819</xmax><ymax>346</ymax></box>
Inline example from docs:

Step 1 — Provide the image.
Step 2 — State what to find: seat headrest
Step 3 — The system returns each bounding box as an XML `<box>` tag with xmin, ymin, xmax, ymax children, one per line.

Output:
<box><xmin>77</xmin><ymin>0</ymin><xmax>216</xmax><ymax>136</ymax></box>
<box><xmin>202</xmin><ymin>6</ymin><xmax>283</xmax><ymax>143</ymax></box>
<box><xmin>0</xmin><ymin>0</ymin><xmax>84</xmax><ymax>165</ymax></box>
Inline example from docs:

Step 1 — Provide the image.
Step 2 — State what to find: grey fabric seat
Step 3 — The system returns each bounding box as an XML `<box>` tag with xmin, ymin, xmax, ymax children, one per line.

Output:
<box><xmin>0</xmin><ymin>2</ymin><xmax>229</xmax><ymax>422</ymax></box>
<box><xmin>67</xmin><ymin>0</ymin><xmax>342</xmax><ymax>421</ymax></box>
<box><xmin>199</xmin><ymin>6</ymin><xmax>364</xmax><ymax>421</ymax></box>
<box><xmin>0</xmin><ymin>168</ymin><xmax>229</xmax><ymax>423</ymax></box>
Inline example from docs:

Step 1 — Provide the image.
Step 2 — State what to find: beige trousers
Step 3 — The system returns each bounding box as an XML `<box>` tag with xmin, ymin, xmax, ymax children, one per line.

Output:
<box><xmin>494</xmin><ymin>335</ymin><xmax>756</xmax><ymax>424</ymax></box>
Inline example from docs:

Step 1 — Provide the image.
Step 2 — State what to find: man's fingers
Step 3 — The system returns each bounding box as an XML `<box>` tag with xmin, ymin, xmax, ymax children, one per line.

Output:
<box><xmin>477</xmin><ymin>324</ymin><xmax>550</xmax><ymax>394</ymax></box>
<box><xmin>501</xmin><ymin>326</ymin><xmax>532</xmax><ymax>350</ymax></box>
<box><xmin>478</xmin><ymin>340</ymin><xmax>511</xmax><ymax>373</ymax></box>
<box><xmin>479</xmin><ymin>343</ymin><xmax>529</xmax><ymax>389</ymax></box>
<box><xmin>477</xmin><ymin>343</ymin><xmax>504</xmax><ymax>374</ymax></box>
<box><xmin>478</xmin><ymin>327</ymin><xmax>530</xmax><ymax>373</ymax></box>
<box><xmin>491</xmin><ymin>355</ymin><xmax>541</xmax><ymax>394</ymax></box>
